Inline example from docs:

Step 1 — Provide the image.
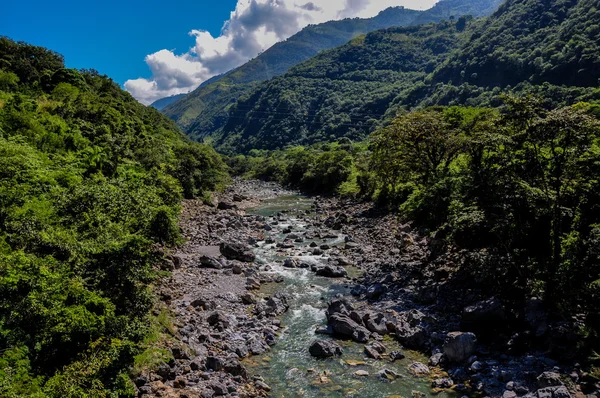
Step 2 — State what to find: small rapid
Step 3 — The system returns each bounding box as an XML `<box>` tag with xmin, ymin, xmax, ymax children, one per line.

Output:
<box><xmin>245</xmin><ymin>195</ymin><xmax>446</xmax><ymax>398</ymax></box>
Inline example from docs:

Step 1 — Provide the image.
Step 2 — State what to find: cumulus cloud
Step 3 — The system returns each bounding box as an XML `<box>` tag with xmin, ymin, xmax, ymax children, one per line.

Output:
<box><xmin>125</xmin><ymin>0</ymin><xmax>438</xmax><ymax>104</ymax></box>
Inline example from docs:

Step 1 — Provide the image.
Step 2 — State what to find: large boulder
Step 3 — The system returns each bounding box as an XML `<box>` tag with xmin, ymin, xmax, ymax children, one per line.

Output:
<box><xmin>220</xmin><ymin>242</ymin><xmax>255</xmax><ymax>263</ymax></box>
<box><xmin>363</xmin><ymin>312</ymin><xmax>389</xmax><ymax>335</ymax></box>
<box><xmin>394</xmin><ymin>310</ymin><xmax>431</xmax><ymax>349</ymax></box>
<box><xmin>316</xmin><ymin>265</ymin><xmax>348</xmax><ymax>278</ymax></box>
<box><xmin>461</xmin><ymin>297</ymin><xmax>506</xmax><ymax>335</ymax></box>
<box><xmin>329</xmin><ymin>313</ymin><xmax>371</xmax><ymax>343</ymax></box>
<box><xmin>199</xmin><ymin>255</ymin><xmax>223</xmax><ymax>269</ymax></box>
<box><xmin>443</xmin><ymin>332</ymin><xmax>477</xmax><ymax>363</ymax></box>
<box><xmin>309</xmin><ymin>340</ymin><xmax>343</xmax><ymax>358</ymax></box>
<box><xmin>326</xmin><ymin>299</ymin><xmax>354</xmax><ymax>318</ymax></box>
<box><xmin>266</xmin><ymin>292</ymin><xmax>289</xmax><ymax>316</ymax></box>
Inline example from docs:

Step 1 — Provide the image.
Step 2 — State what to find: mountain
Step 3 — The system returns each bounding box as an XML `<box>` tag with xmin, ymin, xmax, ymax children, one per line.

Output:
<box><xmin>217</xmin><ymin>0</ymin><xmax>600</xmax><ymax>152</ymax></box>
<box><xmin>151</xmin><ymin>93</ymin><xmax>186</xmax><ymax>110</ymax></box>
<box><xmin>0</xmin><ymin>37</ymin><xmax>227</xmax><ymax>396</ymax></box>
<box><xmin>162</xmin><ymin>0</ymin><xmax>503</xmax><ymax>142</ymax></box>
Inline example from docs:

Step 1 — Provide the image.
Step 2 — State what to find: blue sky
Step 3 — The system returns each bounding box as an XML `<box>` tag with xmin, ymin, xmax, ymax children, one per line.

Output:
<box><xmin>1</xmin><ymin>0</ymin><xmax>437</xmax><ymax>104</ymax></box>
<box><xmin>1</xmin><ymin>0</ymin><xmax>237</xmax><ymax>85</ymax></box>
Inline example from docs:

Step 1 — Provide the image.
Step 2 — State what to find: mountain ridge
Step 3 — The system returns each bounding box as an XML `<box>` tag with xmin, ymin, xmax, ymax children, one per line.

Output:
<box><xmin>162</xmin><ymin>0</ymin><xmax>503</xmax><ymax>141</ymax></box>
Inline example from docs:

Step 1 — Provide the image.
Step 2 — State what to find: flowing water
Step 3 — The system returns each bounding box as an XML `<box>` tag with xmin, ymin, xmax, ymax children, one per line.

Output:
<box><xmin>246</xmin><ymin>195</ymin><xmax>448</xmax><ymax>398</ymax></box>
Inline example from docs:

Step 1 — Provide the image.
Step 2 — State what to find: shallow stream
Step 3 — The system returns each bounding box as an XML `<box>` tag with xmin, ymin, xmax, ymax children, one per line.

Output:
<box><xmin>246</xmin><ymin>195</ymin><xmax>448</xmax><ymax>398</ymax></box>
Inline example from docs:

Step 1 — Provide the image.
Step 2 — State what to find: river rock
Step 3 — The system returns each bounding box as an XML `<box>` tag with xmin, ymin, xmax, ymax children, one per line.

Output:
<box><xmin>364</xmin><ymin>345</ymin><xmax>382</xmax><ymax>359</ymax></box>
<box><xmin>199</xmin><ymin>255</ymin><xmax>223</xmax><ymax>269</ymax></box>
<box><xmin>537</xmin><ymin>372</ymin><xmax>563</xmax><ymax>388</ymax></box>
<box><xmin>394</xmin><ymin>310</ymin><xmax>431</xmax><ymax>349</ymax></box>
<box><xmin>309</xmin><ymin>340</ymin><xmax>343</xmax><ymax>358</ymax></box>
<box><xmin>355</xmin><ymin>370</ymin><xmax>369</xmax><ymax>377</ymax></box>
<box><xmin>443</xmin><ymin>332</ymin><xmax>477</xmax><ymax>363</ymax></box>
<box><xmin>316</xmin><ymin>265</ymin><xmax>348</xmax><ymax>278</ymax></box>
<box><xmin>218</xmin><ymin>201</ymin><xmax>237</xmax><ymax>210</ymax></box>
<box><xmin>536</xmin><ymin>386</ymin><xmax>571</xmax><ymax>398</ymax></box>
<box><xmin>220</xmin><ymin>242</ymin><xmax>256</xmax><ymax>263</ymax></box>
<box><xmin>327</xmin><ymin>299</ymin><xmax>354</xmax><ymax>317</ymax></box>
<box><xmin>408</xmin><ymin>362</ymin><xmax>430</xmax><ymax>377</ymax></box>
<box><xmin>389</xmin><ymin>350</ymin><xmax>406</xmax><ymax>361</ymax></box>
<box><xmin>329</xmin><ymin>313</ymin><xmax>371</xmax><ymax>343</ymax></box>
<box><xmin>432</xmin><ymin>378</ymin><xmax>454</xmax><ymax>389</ymax></box>
<box><xmin>378</xmin><ymin>368</ymin><xmax>402</xmax><ymax>380</ymax></box>
<box><xmin>461</xmin><ymin>297</ymin><xmax>506</xmax><ymax>335</ymax></box>
<box><xmin>283</xmin><ymin>258</ymin><xmax>297</xmax><ymax>268</ymax></box>
<box><xmin>363</xmin><ymin>312</ymin><xmax>389</xmax><ymax>335</ymax></box>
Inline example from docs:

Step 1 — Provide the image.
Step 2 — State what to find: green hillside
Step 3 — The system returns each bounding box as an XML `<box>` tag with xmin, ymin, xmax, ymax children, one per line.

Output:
<box><xmin>218</xmin><ymin>0</ymin><xmax>600</xmax><ymax>152</ymax></box>
<box><xmin>162</xmin><ymin>0</ymin><xmax>503</xmax><ymax>142</ymax></box>
<box><xmin>0</xmin><ymin>37</ymin><xmax>227</xmax><ymax>397</ymax></box>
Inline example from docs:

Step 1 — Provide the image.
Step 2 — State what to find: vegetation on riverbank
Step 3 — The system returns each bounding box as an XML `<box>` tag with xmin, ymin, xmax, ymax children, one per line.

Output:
<box><xmin>229</xmin><ymin>97</ymin><xmax>600</xmax><ymax>353</ymax></box>
<box><xmin>0</xmin><ymin>37</ymin><xmax>228</xmax><ymax>397</ymax></box>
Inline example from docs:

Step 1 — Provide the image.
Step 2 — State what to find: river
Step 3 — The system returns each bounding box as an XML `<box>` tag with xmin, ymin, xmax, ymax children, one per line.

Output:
<box><xmin>244</xmin><ymin>195</ymin><xmax>449</xmax><ymax>398</ymax></box>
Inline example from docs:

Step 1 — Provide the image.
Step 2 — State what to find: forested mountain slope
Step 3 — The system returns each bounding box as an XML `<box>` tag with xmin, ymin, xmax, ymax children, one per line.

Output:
<box><xmin>218</xmin><ymin>0</ymin><xmax>600</xmax><ymax>152</ymax></box>
<box><xmin>0</xmin><ymin>37</ymin><xmax>227</xmax><ymax>397</ymax></box>
<box><xmin>162</xmin><ymin>0</ymin><xmax>503</xmax><ymax>141</ymax></box>
<box><xmin>151</xmin><ymin>93</ymin><xmax>185</xmax><ymax>110</ymax></box>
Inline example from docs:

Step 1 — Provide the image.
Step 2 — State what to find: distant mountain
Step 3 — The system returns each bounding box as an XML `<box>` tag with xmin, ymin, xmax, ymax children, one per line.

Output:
<box><xmin>162</xmin><ymin>0</ymin><xmax>502</xmax><ymax>142</ymax></box>
<box><xmin>216</xmin><ymin>0</ymin><xmax>600</xmax><ymax>152</ymax></box>
<box><xmin>151</xmin><ymin>93</ymin><xmax>186</xmax><ymax>110</ymax></box>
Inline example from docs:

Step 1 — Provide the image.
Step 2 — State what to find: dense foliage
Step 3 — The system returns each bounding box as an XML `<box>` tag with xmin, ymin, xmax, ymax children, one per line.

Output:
<box><xmin>162</xmin><ymin>0</ymin><xmax>502</xmax><ymax>142</ymax></box>
<box><xmin>368</xmin><ymin>100</ymin><xmax>600</xmax><ymax>347</ymax></box>
<box><xmin>0</xmin><ymin>37</ymin><xmax>228</xmax><ymax>397</ymax></box>
<box><xmin>219</xmin><ymin>21</ymin><xmax>464</xmax><ymax>152</ymax></box>
<box><xmin>217</xmin><ymin>0</ymin><xmax>600</xmax><ymax>153</ymax></box>
<box><xmin>233</xmin><ymin>98</ymin><xmax>600</xmax><ymax>351</ymax></box>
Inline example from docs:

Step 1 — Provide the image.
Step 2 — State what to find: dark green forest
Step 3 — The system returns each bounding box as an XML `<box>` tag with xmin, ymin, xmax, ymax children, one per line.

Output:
<box><xmin>231</xmin><ymin>98</ymin><xmax>600</xmax><ymax>354</ymax></box>
<box><xmin>0</xmin><ymin>37</ymin><xmax>228</xmax><ymax>397</ymax></box>
<box><xmin>162</xmin><ymin>0</ymin><xmax>502</xmax><ymax>143</ymax></box>
<box><xmin>217</xmin><ymin>0</ymin><xmax>600</xmax><ymax>153</ymax></box>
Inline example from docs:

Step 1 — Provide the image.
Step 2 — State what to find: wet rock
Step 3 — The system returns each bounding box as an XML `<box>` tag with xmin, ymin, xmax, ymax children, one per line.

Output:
<box><xmin>329</xmin><ymin>313</ymin><xmax>371</xmax><ymax>343</ymax></box>
<box><xmin>444</xmin><ymin>332</ymin><xmax>477</xmax><ymax>363</ymax></box>
<box><xmin>316</xmin><ymin>265</ymin><xmax>348</xmax><ymax>278</ymax></box>
<box><xmin>283</xmin><ymin>258</ymin><xmax>297</xmax><ymax>268</ymax></box>
<box><xmin>389</xmin><ymin>350</ymin><xmax>406</xmax><ymax>361</ymax></box>
<box><xmin>255</xmin><ymin>380</ymin><xmax>271</xmax><ymax>391</ymax></box>
<box><xmin>309</xmin><ymin>340</ymin><xmax>343</xmax><ymax>358</ymax></box>
<box><xmin>232</xmin><ymin>194</ymin><xmax>247</xmax><ymax>202</ymax></box>
<box><xmin>378</xmin><ymin>368</ymin><xmax>402</xmax><ymax>381</ymax></box>
<box><xmin>408</xmin><ymin>362</ymin><xmax>430</xmax><ymax>377</ymax></box>
<box><xmin>364</xmin><ymin>345</ymin><xmax>382</xmax><ymax>360</ymax></box>
<box><xmin>265</xmin><ymin>292</ymin><xmax>289</xmax><ymax>316</ymax></box>
<box><xmin>429</xmin><ymin>353</ymin><xmax>444</xmax><ymax>366</ymax></box>
<box><xmin>355</xmin><ymin>370</ymin><xmax>369</xmax><ymax>377</ymax></box>
<box><xmin>432</xmin><ymin>378</ymin><xmax>454</xmax><ymax>389</ymax></box>
<box><xmin>199</xmin><ymin>255</ymin><xmax>223</xmax><ymax>269</ymax></box>
<box><xmin>220</xmin><ymin>242</ymin><xmax>255</xmax><ymax>263</ymax></box>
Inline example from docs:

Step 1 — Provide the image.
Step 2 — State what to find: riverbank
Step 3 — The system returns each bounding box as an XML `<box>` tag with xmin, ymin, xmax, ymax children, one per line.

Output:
<box><xmin>135</xmin><ymin>180</ymin><xmax>594</xmax><ymax>398</ymax></box>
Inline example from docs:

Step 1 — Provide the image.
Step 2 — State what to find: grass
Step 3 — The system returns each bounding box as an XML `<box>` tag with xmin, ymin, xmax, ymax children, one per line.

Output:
<box><xmin>132</xmin><ymin>306</ymin><xmax>176</xmax><ymax>376</ymax></box>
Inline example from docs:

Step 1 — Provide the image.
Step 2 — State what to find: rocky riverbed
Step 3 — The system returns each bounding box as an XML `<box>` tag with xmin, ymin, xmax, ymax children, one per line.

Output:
<box><xmin>136</xmin><ymin>179</ymin><xmax>597</xmax><ymax>398</ymax></box>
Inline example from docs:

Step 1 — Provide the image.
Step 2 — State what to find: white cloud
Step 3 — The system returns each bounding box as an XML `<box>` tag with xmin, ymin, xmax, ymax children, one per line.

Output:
<box><xmin>125</xmin><ymin>0</ymin><xmax>438</xmax><ymax>105</ymax></box>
